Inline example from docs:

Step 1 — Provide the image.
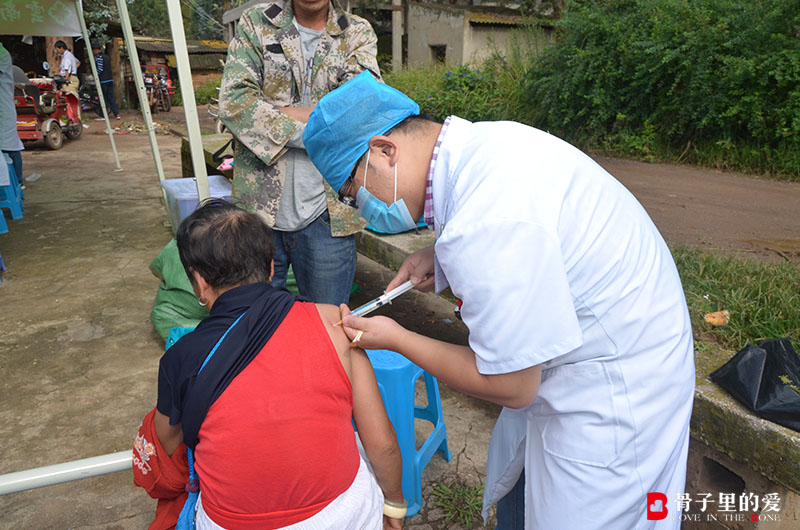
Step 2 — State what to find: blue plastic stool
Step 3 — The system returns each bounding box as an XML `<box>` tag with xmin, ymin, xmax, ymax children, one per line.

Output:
<box><xmin>365</xmin><ymin>349</ymin><xmax>452</xmax><ymax>517</ymax></box>
<box><xmin>0</xmin><ymin>203</ymin><xmax>7</xmax><ymax>234</ymax></box>
<box><xmin>0</xmin><ymin>158</ymin><xmax>23</xmax><ymax>222</ymax></box>
<box><xmin>166</xmin><ymin>325</ymin><xmax>197</xmax><ymax>350</ymax></box>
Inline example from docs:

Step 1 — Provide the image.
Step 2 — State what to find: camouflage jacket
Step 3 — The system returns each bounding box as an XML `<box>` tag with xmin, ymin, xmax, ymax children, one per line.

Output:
<box><xmin>219</xmin><ymin>0</ymin><xmax>380</xmax><ymax>236</ymax></box>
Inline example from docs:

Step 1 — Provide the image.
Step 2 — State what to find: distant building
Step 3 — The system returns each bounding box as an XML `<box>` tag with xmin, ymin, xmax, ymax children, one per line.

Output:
<box><xmin>407</xmin><ymin>2</ymin><xmax>541</xmax><ymax>66</ymax></box>
<box><xmin>128</xmin><ymin>37</ymin><xmax>228</xmax><ymax>75</ymax></box>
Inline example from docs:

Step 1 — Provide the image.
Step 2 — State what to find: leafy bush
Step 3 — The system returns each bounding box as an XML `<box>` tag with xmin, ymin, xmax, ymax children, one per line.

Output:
<box><xmin>522</xmin><ymin>0</ymin><xmax>800</xmax><ymax>179</ymax></box>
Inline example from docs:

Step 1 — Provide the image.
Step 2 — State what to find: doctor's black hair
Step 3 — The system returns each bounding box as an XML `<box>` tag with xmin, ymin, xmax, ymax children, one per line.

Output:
<box><xmin>386</xmin><ymin>114</ymin><xmax>440</xmax><ymax>136</ymax></box>
<box><xmin>176</xmin><ymin>198</ymin><xmax>274</xmax><ymax>290</ymax></box>
<box><xmin>54</xmin><ymin>40</ymin><xmax>68</xmax><ymax>50</ymax></box>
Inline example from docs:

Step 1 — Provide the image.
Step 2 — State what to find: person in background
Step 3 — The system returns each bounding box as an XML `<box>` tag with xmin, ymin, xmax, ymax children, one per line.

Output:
<box><xmin>53</xmin><ymin>40</ymin><xmax>80</xmax><ymax>120</ymax></box>
<box><xmin>91</xmin><ymin>41</ymin><xmax>120</xmax><ymax>120</ymax></box>
<box><xmin>53</xmin><ymin>40</ymin><xmax>79</xmax><ymax>86</ymax></box>
<box><xmin>219</xmin><ymin>0</ymin><xmax>381</xmax><ymax>306</ymax></box>
<box><xmin>0</xmin><ymin>43</ymin><xmax>23</xmax><ymax>185</ymax></box>
<box><xmin>133</xmin><ymin>199</ymin><xmax>405</xmax><ymax>529</ymax></box>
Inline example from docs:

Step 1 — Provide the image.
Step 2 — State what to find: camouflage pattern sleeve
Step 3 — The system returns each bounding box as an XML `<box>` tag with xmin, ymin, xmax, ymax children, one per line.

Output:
<box><xmin>347</xmin><ymin>13</ymin><xmax>382</xmax><ymax>83</ymax></box>
<box><xmin>219</xmin><ymin>10</ymin><xmax>299</xmax><ymax>167</ymax></box>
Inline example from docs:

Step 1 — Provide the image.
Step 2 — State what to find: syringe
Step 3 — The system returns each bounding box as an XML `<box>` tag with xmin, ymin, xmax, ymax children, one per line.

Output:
<box><xmin>333</xmin><ymin>280</ymin><xmax>417</xmax><ymax>326</ymax></box>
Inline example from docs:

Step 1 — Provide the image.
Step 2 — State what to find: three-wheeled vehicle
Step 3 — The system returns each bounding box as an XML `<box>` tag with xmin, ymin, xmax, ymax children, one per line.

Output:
<box><xmin>13</xmin><ymin>62</ymin><xmax>82</xmax><ymax>150</ymax></box>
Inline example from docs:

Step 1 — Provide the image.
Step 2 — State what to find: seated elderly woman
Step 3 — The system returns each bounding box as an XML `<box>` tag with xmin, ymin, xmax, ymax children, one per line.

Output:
<box><xmin>133</xmin><ymin>199</ymin><xmax>404</xmax><ymax>529</ymax></box>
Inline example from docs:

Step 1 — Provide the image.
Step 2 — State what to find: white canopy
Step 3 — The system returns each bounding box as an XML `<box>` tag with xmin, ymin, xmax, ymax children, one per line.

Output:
<box><xmin>0</xmin><ymin>0</ymin><xmax>82</xmax><ymax>36</ymax></box>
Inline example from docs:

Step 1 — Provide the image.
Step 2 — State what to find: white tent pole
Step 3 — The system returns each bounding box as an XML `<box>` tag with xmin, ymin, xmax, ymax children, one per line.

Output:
<box><xmin>75</xmin><ymin>1</ymin><xmax>121</xmax><ymax>172</ymax></box>
<box><xmin>115</xmin><ymin>0</ymin><xmax>167</xmax><ymax>186</ymax></box>
<box><xmin>165</xmin><ymin>0</ymin><xmax>210</xmax><ymax>201</ymax></box>
<box><xmin>0</xmin><ymin>451</ymin><xmax>131</xmax><ymax>495</ymax></box>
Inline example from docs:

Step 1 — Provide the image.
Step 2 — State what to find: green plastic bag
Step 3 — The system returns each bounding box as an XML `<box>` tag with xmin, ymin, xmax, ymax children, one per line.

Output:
<box><xmin>149</xmin><ymin>239</ymin><xmax>209</xmax><ymax>341</ymax></box>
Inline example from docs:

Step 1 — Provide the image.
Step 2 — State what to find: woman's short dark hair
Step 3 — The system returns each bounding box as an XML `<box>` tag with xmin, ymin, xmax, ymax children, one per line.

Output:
<box><xmin>54</xmin><ymin>40</ymin><xmax>68</xmax><ymax>50</ymax></box>
<box><xmin>176</xmin><ymin>198</ymin><xmax>274</xmax><ymax>290</ymax></box>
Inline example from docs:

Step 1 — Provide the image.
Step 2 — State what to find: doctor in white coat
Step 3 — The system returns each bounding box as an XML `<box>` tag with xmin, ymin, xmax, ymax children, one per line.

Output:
<box><xmin>304</xmin><ymin>71</ymin><xmax>695</xmax><ymax>529</ymax></box>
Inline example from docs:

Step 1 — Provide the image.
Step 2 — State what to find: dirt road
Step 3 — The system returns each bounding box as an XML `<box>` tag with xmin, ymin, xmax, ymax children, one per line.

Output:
<box><xmin>595</xmin><ymin>156</ymin><xmax>800</xmax><ymax>263</ymax></box>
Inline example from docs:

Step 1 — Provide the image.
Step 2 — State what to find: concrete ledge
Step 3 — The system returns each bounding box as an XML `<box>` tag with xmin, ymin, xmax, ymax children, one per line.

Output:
<box><xmin>355</xmin><ymin>229</ymin><xmax>436</xmax><ymax>274</ymax></box>
<box><xmin>355</xmin><ymin>227</ymin><xmax>800</xmax><ymax>496</ymax></box>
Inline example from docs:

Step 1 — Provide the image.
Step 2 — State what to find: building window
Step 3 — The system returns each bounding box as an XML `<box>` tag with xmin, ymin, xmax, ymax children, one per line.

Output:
<box><xmin>430</xmin><ymin>45</ymin><xmax>446</xmax><ymax>64</ymax></box>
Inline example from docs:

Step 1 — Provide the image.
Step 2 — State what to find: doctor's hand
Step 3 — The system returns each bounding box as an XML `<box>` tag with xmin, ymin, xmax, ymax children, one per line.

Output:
<box><xmin>339</xmin><ymin>304</ymin><xmax>406</xmax><ymax>351</ymax></box>
<box><xmin>387</xmin><ymin>246</ymin><xmax>435</xmax><ymax>293</ymax></box>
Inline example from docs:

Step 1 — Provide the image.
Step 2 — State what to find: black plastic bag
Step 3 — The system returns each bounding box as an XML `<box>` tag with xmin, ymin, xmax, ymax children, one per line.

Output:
<box><xmin>710</xmin><ymin>338</ymin><xmax>800</xmax><ymax>432</ymax></box>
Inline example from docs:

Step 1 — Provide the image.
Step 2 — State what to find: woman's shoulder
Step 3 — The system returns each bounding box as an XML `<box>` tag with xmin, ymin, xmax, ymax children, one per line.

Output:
<box><xmin>313</xmin><ymin>303</ymin><xmax>352</xmax><ymax>356</ymax></box>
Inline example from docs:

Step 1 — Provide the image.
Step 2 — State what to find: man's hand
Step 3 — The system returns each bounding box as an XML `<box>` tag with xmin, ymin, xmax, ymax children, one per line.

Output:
<box><xmin>387</xmin><ymin>246</ymin><xmax>435</xmax><ymax>292</ymax></box>
<box><xmin>279</xmin><ymin>106</ymin><xmax>314</xmax><ymax>123</ymax></box>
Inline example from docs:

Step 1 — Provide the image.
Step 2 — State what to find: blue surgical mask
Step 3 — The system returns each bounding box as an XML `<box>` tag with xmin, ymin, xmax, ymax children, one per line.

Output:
<box><xmin>356</xmin><ymin>150</ymin><xmax>417</xmax><ymax>234</ymax></box>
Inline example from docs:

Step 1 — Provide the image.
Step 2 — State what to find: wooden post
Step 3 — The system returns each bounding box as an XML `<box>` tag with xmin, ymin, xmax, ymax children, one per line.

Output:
<box><xmin>109</xmin><ymin>38</ymin><xmax>124</xmax><ymax>109</ymax></box>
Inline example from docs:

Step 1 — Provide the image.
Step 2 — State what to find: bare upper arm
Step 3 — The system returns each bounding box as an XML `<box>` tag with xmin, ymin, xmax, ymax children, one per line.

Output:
<box><xmin>316</xmin><ymin>303</ymin><xmax>354</xmax><ymax>380</ymax></box>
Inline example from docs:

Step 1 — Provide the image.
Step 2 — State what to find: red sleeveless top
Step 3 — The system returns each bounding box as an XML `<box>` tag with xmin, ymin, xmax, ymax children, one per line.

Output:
<box><xmin>194</xmin><ymin>302</ymin><xmax>359</xmax><ymax>529</ymax></box>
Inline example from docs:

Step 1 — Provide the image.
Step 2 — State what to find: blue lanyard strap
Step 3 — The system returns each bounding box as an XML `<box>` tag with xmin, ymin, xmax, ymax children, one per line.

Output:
<box><xmin>197</xmin><ymin>311</ymin><xmax>246</xmax><ymax>375</ymax></box>
<box><xmin>177</xmin><ymin>310</ymin><xmax>247</xmax><ymax>530</ymax></box>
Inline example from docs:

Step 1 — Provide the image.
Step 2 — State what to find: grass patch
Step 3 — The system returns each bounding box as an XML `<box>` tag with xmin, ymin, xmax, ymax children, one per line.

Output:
<box><xmin>432</xmin><ymin>479</ymin><xmax>483</xmax><ymax>529</ymax></box>
<box><xmin>672</xmin><ymin>246</ymin><xmax>800</xmax><ymax>352</ymax></box>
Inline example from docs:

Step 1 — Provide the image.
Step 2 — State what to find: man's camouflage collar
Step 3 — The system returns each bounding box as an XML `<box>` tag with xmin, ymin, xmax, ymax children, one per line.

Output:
<box><xmin>264</xmin><ymin>0</ymin><xmax>350</xmax><ymax>36</ymax></box>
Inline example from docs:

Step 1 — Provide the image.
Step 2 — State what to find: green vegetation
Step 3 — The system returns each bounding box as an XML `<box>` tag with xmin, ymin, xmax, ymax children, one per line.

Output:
<box><xmin>172</xmin><ymin>78</ymin><xmax>221</xmax><ymax>107</ymax></box>
<box><xmin>387</xmin><ymin>0</ymin><xmax>800</xmax><ymax>181</ymax></box>
<box><xmin>672</xmin><ymin>246</ymin><xmax>800</xmax><ymax>352</ymax></box>
<box><xmin>524</xmin><ymin>0</ymin><xmax>800</xmax><ymax>180</ymax></box>
<box><xmin>432</xmin><ymin>479</ymin><xmax>484</xmax><ymax>529</ymax></box>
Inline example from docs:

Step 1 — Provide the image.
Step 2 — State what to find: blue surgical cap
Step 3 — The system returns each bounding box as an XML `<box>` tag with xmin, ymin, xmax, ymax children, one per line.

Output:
<box><xmin>304</xmin><ymin>71</ymin><xmax>420</xmax><ymax>192</ymax></box>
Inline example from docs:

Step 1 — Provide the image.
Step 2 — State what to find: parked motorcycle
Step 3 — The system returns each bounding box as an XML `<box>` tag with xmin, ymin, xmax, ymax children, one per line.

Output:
<box><xmin>142</xmin><ymin>65</ymin><xmax>172</xmax><ymax>114</ymax></box>
<box><xmin>79</xmin><ymin>74</ymin><xmax>101</xmax><ymax>116</ymax></box>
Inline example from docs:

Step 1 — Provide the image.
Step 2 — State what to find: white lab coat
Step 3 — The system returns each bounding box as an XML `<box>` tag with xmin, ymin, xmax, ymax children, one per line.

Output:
<box><xmin>430</xmin><ymin>117</ymin><xmax>695</xmax><ymax>529</ymax></box>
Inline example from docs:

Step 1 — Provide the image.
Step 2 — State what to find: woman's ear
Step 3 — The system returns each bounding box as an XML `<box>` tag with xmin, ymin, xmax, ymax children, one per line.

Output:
<box><xmin>368</xmin><ymin>135</ymin><xmax>399</xmax><ymax>166</ymax></box>
<box><xmin>191</xmin><ymin>270</ymin><xmax>212</xmax><ymax>303</ymax></box>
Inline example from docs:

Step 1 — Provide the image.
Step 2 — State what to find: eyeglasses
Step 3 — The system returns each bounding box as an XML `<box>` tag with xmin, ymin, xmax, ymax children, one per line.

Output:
<box><xmin>337</xmin><ymin>158</ymin><xmax>361</xmax><ymax>208</ymax></box>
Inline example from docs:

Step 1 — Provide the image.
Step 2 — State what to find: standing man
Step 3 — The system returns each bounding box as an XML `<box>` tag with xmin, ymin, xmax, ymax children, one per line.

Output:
<box><xmin>304</xmin><ymin>72</ymin><xmax>696</xmax><ymax>529</ymax></box>
<box><xmin>0</xmin><ymin>43</ymin><xmax>23</xmax><ymax>185</ymax></box>
<box><xmin>53</xmin><ymin>40</ymin><xmax>79</xmax><ymax>87</ymax></box>
<box><xmin>53</xmin><ymin>40</ymin><xmax>80</xmax><ymax>120</ymax></box>
<box><xmin>91</xmin><ymin>41</ymin><xmax>120</xmax><ymax>120</ymax></box>
<box><xmin>219</xmin><ymin>0</ymin><xmax>380</xmax><ymax>305</ymax></box>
